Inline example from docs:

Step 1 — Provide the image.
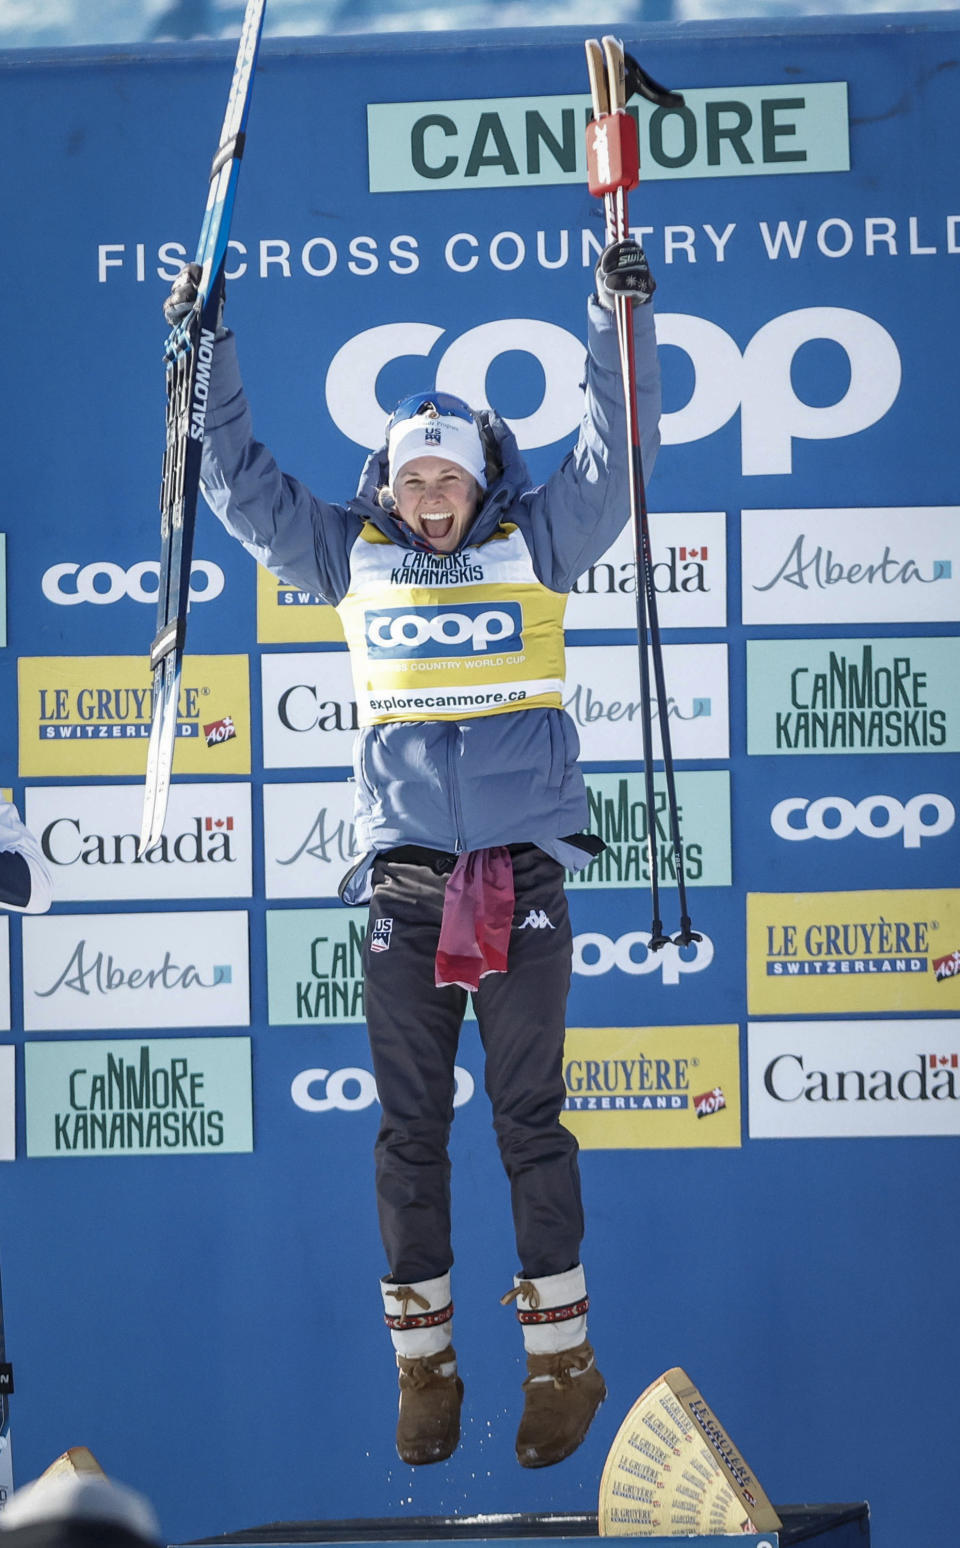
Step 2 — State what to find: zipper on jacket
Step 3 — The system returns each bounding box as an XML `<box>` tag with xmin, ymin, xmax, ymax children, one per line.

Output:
<box><xmin>445</xmin><ymin>725</ymin><xmax>466</xmax><ymax>853</ymax></box>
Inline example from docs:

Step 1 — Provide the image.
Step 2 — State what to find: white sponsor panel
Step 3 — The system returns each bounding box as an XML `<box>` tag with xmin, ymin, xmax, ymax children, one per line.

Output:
<box><xmin>263</xmin><ymin>781</ymin><xmax>359</xmax><ymax>900</ymax></box>
<box><xmin>261</xmin><ymin>652</ymin><xmax>357</xmax><ymax>770</ymax></box>
<box><xmin>563</xmin><ymin>644</ymin><xmax>729</xmax><ymax>761</ymax></box>
<box><xmin>25</xmin><ymin>784</ymin><xmax>252</xmax><ymax>902</ymax></box>
<box><xmin>770</xmin><ymin>793</ymin><xmax>955</xmax><ymax>849</ymax></box>
<box><xmin>573</xmin><ymin>929</ymin><xmax>714</xmax><ymax>986</ymax></box>
<box><xmin>741</xmin><ymin>507</ymin><xmax>959</xmax><ymax>624</ymax></box>
<box><xmin>748</xmin><ymin>1020</ymin><xmax>960</xmax><ymax>1138</ymax></box>
<box><xmin>0</xmin><ymin>919</ymin><xmax>8</xmax><ymax>1032</ymax></box>
<box><xmin>291</xmin><ymin>1064</ymin><xmax>474</xmax><ymax>1113</ymax></box>
<box><xmin>567</xmin><ymin>512</ymin><xmax>726</xmax><ymax>631</ymax></box>
<box><xmin>22</xmin><ymin>911</ymin><xmax>250</xmax><ymax>1032</ymax></box>
<box><xmin>0</xmin><ymin>1046</ymin><xmax>13</xmax><ymax>1161</ymax></box>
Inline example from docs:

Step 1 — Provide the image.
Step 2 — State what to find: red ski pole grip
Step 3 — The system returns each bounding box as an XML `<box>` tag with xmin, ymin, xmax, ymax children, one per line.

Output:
<box><xmin>585</xmin><ymin>111</ymin><xmax>640</xmax><ymax>196</ymax></box>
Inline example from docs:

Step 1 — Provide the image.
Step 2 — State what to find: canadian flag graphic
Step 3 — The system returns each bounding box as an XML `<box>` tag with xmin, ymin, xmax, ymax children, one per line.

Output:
<box><xmin>204</xmin><ymin>817</ymin><xmax>235</xmax><ymax>832</ymax></box>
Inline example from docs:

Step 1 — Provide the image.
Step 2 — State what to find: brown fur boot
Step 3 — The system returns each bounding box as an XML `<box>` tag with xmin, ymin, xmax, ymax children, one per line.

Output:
<box><xmin>395</xmin><ymin>1346</ymin><xmax>463</xmax><ymax>1465</ymax></box>
<box><xmin>515</xmin><ymin>1339</ymin><xmax>606</xmax><ymax>1468</ymax></box>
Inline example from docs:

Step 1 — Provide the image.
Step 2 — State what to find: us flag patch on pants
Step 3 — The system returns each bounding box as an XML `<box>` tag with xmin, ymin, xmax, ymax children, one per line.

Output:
<box><xmin>370</xmin><ymin>917</ymin><xmax>394</xmax><ymax>953</ymax></box>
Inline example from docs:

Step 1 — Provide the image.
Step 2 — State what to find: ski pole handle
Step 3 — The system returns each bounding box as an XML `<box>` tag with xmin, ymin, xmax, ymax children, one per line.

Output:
<box><xmin>585</xmin><ymin>110</ymin><xmax>639</xmax><ymax>198</ymax></box>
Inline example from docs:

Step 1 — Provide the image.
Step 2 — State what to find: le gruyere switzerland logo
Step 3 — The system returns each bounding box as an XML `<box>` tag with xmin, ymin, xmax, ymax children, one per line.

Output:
<box><xmin>18</xmin><ymin>655</ymin><xmax>251</xmax><ymax>777</ymax></box>
<box><xmin>561</xmin><ymin>1026</ymin><xmax>741</xmax><ymax>1150</ymax></box>
<box><xmin>747</xmin><ymin>889</ymin><xmax>960</xmax><ymax>1014</ymax></box>
<box><xmin>256</xmin><ymin>565</ymin><xmax>345</xmax><ymax>645</ymax></box>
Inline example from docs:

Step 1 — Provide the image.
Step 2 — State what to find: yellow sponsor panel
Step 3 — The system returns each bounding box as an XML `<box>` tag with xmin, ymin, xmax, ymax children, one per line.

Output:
<box><xmin>18</xmin><ymin>656</ymin><xmax>251</xmax><ymax>777</ymax></box>
<box><xmin>561</xmin><ymin>1025</ymin><xmax>741</xmax><ymax>1149</ymax></box>
<box><xmin>747</xmin><ymin>889</ymin><xmax>960</xmax><ymax>1014</ymax></box>
<box><xmin>256</xmin><ymin>566</ymin><xmax>344</xmax><ymax>644</ymax></box>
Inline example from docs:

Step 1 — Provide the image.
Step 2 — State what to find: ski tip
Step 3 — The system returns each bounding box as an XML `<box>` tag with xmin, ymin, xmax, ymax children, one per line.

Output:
<box><xmin>137</xmin><ymin>820</ymin><xmax>160</xmax><ymax>859</ymax></box>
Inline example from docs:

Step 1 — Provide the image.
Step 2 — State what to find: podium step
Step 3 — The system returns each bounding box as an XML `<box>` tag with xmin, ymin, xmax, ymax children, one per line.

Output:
<box><xmin>183</xmin><ymin>1502</ymin><xmax>869</xmax><ymax>1548</ymax></box>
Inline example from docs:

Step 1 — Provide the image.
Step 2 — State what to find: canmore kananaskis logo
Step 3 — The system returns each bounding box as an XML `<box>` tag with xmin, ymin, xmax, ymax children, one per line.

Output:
<box><xmin>746</xmin><ymin>639</ymin><xmax>959</xmax><ymax>755</ymax></box>
<box><xmin>266</xmin><ymin>908</ymin><xmax>368</xmax><ymax>1025</ymax></box>
<box><xmin>24</xmin><ymin>1038</ymin><xmax>253</xmax><ymax>1157</ymax></box>
<box><xmin>568</xmin><ymin>771</ymin><xmax>731</xmax><ymax>889</ymax></box>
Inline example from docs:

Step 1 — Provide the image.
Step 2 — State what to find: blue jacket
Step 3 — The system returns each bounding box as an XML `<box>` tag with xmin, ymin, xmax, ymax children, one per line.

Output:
<box><xmin>200</xmin><ymin>297</ymin><xmax>661</xmax><ymax>902</ymax></box>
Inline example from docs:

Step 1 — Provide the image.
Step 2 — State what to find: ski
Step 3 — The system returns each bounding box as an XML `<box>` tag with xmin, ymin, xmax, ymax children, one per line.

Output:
<box><xmin>140</xmin><ymin>0</ymin><xmax>267</xmax><ymax>854</ymax></box>
<box><xmin>585</xmin><ymin>37</ymin><xmax>701</xmax><ymax>948</ymax></box>
<box><xmin>0</xmin><ymin>1255</ymin><xmax>12</xmax><ymax>1509</ymax></box>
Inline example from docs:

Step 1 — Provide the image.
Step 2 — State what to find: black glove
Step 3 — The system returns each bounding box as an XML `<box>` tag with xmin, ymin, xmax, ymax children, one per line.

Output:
<box><xmin>595</xmin><ymin>239</ymin><xmax>656</xmax><ymax>309</ymax></box>
<box><xmin>162</xmin><ymin>262</ymin><xmax>203</xmax><ymax>327</ymax></box>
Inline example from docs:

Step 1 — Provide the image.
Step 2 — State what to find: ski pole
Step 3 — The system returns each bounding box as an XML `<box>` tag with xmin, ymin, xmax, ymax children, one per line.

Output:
<box><xmin>585</xmin><ymin>37</ymin><xmax>702</xmax><ymax>949</ymax></box>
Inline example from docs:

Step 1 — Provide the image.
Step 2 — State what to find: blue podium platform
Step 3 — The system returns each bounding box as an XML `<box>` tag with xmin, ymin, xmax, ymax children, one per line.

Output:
<box><xmin>184</xmin><ymin>1504</ymin><xmax>870</xmax><ymax>1548</ymax></box>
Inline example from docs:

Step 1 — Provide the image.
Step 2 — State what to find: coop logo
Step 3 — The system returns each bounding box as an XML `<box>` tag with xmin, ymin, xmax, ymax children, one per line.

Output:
<box><xmin>572</xmin><ymin>930</ymin><xmax>714</xmax><ymax>986</ymax></box>
<box><xmin>42</xmin><ymin>560</ymin><xmax>224</xmax><ymax>607</ymax></box>
<box><xmin>364</xmin><ymin>603</ymin><xmax>523</xmax><ymax>659</ymax></box>
<box><xmin>291</xmin><ymin>1064</ymin><xmax>474</xmax><ymax>1112</ymax></box>
<box><xmin>771</xmin><ymin>794</ymin><xmax>955</xmax><ymax>849</ymax></box>
<box><xmin>326</xmin><ymin>305</ymin><xmax>898</xmax><ymax>477</ymax></box>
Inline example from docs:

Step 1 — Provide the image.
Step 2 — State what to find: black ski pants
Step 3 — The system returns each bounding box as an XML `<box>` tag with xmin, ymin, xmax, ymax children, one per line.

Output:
<box><xmin>362</xmin><ymin>843</ymin><xmax>584</xmax><ymax>1285</ymax></box>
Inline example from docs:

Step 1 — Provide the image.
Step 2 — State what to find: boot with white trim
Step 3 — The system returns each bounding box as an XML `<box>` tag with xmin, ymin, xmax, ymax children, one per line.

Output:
<box><xmin>501</xmin><ymin>1264</ymin><xmax>606</xmax><ymax>1468</ymax></box>
<box><xmin>381</xmin><ymin>1273</ymin><xmax>462</xmax><ymax>1465</ymax></box>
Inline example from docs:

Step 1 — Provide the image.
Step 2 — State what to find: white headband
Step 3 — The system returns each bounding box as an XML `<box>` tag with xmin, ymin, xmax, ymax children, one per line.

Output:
<box><xmin>388</xmin><ymin>412</ymin><xmax>487</xmax><ymax>490</ymax></box>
